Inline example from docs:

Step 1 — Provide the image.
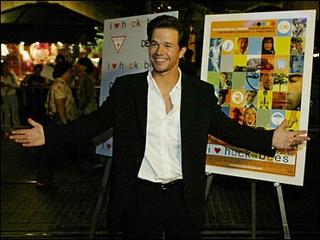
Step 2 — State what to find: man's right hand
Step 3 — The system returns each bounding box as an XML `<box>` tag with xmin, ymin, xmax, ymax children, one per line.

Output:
<box><xmin>9</xmin><ymin>118</ymin><xmax>45</xmax><ymax>147</ymax></box>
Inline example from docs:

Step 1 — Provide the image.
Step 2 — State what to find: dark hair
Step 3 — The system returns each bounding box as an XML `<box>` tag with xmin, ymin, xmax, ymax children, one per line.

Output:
<box><xmin>1</xmin><ymin>60</ymin><xmax>8</xmax><ymax>76</ymax></box>
<box><xmin>291</xmin><ymin>36</ymin><xmax>303</xmax><ymax>43</ymax></box>
<box><xmin>147</xmin><ymin>15</ymin><xmax>189</xmax><ymax>49</ymax></box>
<box><xmin>261</xmin><ymin>37</ymin><xmax>275</xmax><ymax>54</ymax></box>
<box><xmin>53</xmin><ymin>61</ymin><xmax>72</xmax><ymax>79</ymax></box>
<box><xmin>220</xmin><ymin>72</ymin><xmax>228</xmax><ymax>77</ymax></box>
<box><xmin>184</xmin><ymin>49</ymin><xmax>194</xmax><ymax>60</ymax></box>
<box><xmin>55</xmin><ymin>54</ymin><xmax>66</xmax><ymax>63</ymax></box>
<box><xmin>77</xmin><ymin>57</ymin><xmax>94</xmax><ymax>74</ymax></box>
<box><xmin>33</xmin><ymin>64</ymin><xmax>43</xmax><ymax>72</ymax></box>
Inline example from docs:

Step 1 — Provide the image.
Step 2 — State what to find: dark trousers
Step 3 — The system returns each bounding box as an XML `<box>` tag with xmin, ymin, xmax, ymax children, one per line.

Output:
<box><xmin>37</xmin><ymin>147</ymin><xmax>58</xmax><ymax>184</ymax></box>
<box><xmin>122</xmin><ymin>179</ymin><xmax>200</xmax><ymax>239</ymax></box>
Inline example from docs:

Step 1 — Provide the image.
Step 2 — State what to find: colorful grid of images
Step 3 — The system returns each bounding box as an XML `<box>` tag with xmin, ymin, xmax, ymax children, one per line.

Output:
<box><xmin>207</xmin><ymin>18</ymin><xmax>306</xmax><ymax>132</ymax></box>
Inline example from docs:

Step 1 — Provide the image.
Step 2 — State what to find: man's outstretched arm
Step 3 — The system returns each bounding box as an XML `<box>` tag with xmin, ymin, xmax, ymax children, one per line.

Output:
<box><xmin>10</xmin><ymin>118</ymin><xmax>45</xmax><ymax>147</ymax></box>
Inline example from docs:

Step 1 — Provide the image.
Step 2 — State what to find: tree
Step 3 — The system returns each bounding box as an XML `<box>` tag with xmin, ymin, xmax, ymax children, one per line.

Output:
<box><xmin>272</xmin><ymin>73</ymin><xmax>288</xmax><ymax>91</ymax></box>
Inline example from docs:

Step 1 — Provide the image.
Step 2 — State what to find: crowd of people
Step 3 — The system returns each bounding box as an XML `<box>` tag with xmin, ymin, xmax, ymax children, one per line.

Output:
<box><xmin>1</xmin><ymin>55</ymin><xmax>100</xmax><ymax>133</ymax></box>
<box><xmin>1</xmin><ymin>54</ymin><xmax>101</xmax><ymax>189</ymax></box>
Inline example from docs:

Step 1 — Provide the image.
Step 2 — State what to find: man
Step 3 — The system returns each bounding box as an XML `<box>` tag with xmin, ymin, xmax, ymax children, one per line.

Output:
<box><xmin>243</xmin><ymin>90</ymin><xmax>257</xmax><ymax>109</ymax></box>
<box><xmin>234</xmin><ymin>37</ymin><xmax>248</xmax><ymax>55</ymax></box>
<box><xmin>219</xmin><ymin>72</ymin><xmax>232</xmax><ymax>89</ymax></box>
<box><xmin>10</xmin><ymin>15</ymin><xmax>309</xmax><ymax>239</ymax></box>
<box><xmin>260</xmin><ymin>72</ymin><xmax>273</xmax><ymax>90</ymax></box>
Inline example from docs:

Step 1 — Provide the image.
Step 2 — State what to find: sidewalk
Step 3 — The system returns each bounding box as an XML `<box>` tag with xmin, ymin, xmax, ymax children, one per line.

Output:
<box><xmin>1</xmin><ymin>129</ymin><xmax>319</xmax><ymax>239</ymax></box>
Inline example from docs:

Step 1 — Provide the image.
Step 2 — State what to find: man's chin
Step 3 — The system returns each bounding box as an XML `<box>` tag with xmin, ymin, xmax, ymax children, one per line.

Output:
<box><xmin>152</xmin><ymin>67</ymin><xmax>168</xmax><ymax>74</ymax></box>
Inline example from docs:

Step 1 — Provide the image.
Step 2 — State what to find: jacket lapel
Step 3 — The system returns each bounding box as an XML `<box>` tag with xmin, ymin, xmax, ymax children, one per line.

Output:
<box><xmin>134</xmin><ymin>72</ymin><xmax>148</xmax><ymax>137</ymax></box>
<box><xmin>180</xmin><ymin>74</ymin><xmax>196</xmax><ymax>157</ymax></box>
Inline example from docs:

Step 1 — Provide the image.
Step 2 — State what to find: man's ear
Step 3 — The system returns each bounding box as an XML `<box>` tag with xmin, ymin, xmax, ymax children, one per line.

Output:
<box><xmin>179</xmin><ymin>47</ymin><xmax>187</xmax><ymax>59</ymax></box>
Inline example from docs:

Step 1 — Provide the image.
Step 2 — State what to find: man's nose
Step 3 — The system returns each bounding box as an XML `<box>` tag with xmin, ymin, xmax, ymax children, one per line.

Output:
<box><xmin>156</xmin><ymin>44</ymin><xmax>165</xmax><ymax>54</ymax></box>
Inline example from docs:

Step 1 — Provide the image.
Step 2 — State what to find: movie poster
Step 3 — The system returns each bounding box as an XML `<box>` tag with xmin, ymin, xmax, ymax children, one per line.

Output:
<box><xmin>201</xmin><ymin>10</ymin><xmax>316</xmax><ymax>185</ymax></box>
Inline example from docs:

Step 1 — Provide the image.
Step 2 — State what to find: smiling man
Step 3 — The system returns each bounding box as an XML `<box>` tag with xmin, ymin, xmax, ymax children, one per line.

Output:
<box><xmin>10</xmin><ymin>15</ymin><xmax>310</xmax><ymax>239</ymax></box>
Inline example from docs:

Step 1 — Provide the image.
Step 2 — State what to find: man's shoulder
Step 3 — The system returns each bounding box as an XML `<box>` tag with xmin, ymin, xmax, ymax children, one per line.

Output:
<box><xmin>116</xmin><ymin>71</ymin><xmax>148</xmax><ymax>82</ymax></box>
<box><xmin>183</xmin><ymin>74</ymin><xmax>215</xmax><ymax>93</ymax></box>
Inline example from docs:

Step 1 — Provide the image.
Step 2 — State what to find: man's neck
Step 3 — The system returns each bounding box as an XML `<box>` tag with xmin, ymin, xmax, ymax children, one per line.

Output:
<box><xmin>152</xmin><ymin>68</ymin><xmax>180</xmax><ymax>95</ymax></box>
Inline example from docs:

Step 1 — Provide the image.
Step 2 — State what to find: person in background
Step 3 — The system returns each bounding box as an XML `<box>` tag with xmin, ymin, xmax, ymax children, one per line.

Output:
<box><xmin>93</xmin><ymin>58</ymin><xmax>102</xmax><ymax>87</ymax></box>
<box><xmin>75</xmin><ymin>57</ymin><xmax>99</xmax><ymax>176</ymax></box>
<box><xmin>34</xmin><ymin>61</ymin><xmax>78</xmax><ymax>190</ymax></box>
<box><xmin>10</xmin><ymin>15</ymin><xmax>310</xmax><ymax>239</ymax></box>
<box><xmin>45</xmin><ymin>61</ymin><xmax>78</xmax><ymax>125</ymax></box>
<box><xmin>1</xmin><ymin>60</ymin><xmax>21</xmax><ymax>133</ymax></box>
<box><xmin>20</xmin><ymin>64</ymin><xmax>47</xmax><ymax>122</ymax></box>
<box><xmin>179</xmin><ymin>48</ymin><xmax>197</xmax><ymax>77</ymax></box>
<box><xmin>55</xmin><ymin>54</ymin><xmax>66</xmax><ymax>65</ymax></box>
<box><xmin>75</xmin><ymin>57</ymin><xmax>97</xmax><ymax>116</ymax></box>
<box><xmin>22</xmin><ymin>64</ymin><xmax>46</xmax><ymax>87</ymax></box>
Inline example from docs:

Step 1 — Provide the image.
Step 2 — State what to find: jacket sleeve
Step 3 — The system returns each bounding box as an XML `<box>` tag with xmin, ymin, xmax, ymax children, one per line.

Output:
<box><xmin>207</xmin><ymin>84</ymin><xmax>276</xmax><ymax>157</ymax></box>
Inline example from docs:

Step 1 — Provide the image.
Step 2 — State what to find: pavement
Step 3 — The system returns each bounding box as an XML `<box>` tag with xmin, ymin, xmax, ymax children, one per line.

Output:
<box><xmin>1</xmin><ymin>127</ymin><xmax>319</xmax><ymax>239</ymax></box>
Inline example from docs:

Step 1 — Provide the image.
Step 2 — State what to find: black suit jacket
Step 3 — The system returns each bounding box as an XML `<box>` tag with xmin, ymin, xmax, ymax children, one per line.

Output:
<box><xmin>45</xmin><ymin>71</ymin><xmax>275</xmax><ymax>230</ymax></box>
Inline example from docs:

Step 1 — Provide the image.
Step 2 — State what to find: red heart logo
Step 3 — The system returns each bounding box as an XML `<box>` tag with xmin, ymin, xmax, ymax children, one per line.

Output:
<box><xmin>107</xmin><ymin>144</ymin><xmax>112</xmax><ymax>149</ymax></box>
<box><xmin>114</xmin><ymin>23</ymin><xmax>119</xmax><ymax>29</ymax></box>
<box><xmin>214</xmin><ymin>147</ymin><xmax>221</xmax><ymax>154</ymax></box>
<box><xmin>112</xmin><ymin>63</ymin><xmax>117</xmax><ymax>69</ymax></box>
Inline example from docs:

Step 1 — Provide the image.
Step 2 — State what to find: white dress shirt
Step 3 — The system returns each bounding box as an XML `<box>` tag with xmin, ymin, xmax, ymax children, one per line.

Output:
<box><xmin>137</xmin><ymin>70</ymin><xmax>182</xmax><ymax>183</ymax></box>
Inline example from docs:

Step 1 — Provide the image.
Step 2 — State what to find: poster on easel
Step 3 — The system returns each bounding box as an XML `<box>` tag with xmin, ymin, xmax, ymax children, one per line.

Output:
<box><xmin>96</xmin><ymin>11</ymin><xmax>179</xmax><ymax>156</ymax></box>
<box><xmin>201</xmin><ymin>10</ymin><xmax>316</xmax><ymax>186</ymax></box>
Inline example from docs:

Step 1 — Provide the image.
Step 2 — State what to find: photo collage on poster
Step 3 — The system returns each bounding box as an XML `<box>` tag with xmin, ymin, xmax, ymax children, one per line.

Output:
<box><xmin>205</xmin><ymin>17</ymin><xmax>309</xmax><ymax>176</ymax></box>
<box><xmin>207</xmin><ymin>18</ymin><xmax>306</xmax><ymax>133</ymax></box>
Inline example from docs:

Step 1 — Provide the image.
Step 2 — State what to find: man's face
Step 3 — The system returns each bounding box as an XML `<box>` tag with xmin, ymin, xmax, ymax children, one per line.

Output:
<box><xmin>238</xmin><ymin>38</ymin><xmax>248</xmax><ymax>50</ymax></box>
<box><xmin>272</xmin><ymin>92</ymin><xmax>287</xmax><ymax>109</ymax></box>
<box><xmin>220</xmin><ymin>73</ymin><xmax>227</xmax><ymax>83</ymax></box>
<box><xmin>287</xmin><ymin>92</ymin><xmax>301</xmax><ymax>110</ymax></box>
<box><xmin>260</xmin><ymin>73</ymin><xmax>273</xmax><ymax>90</ymax></box>
<box><xmin>149</xmin><ymin>28</ymin><xmax>185</xmax><ymax>74</ymax></box>
<box><xmin>77</xmin><ymin>63</ymin><xmax>87</xmax><ymax>77</ymax></box>
<box><xmin>245</xmin><ymin>91</ymin><xmax>256</xmax><ymax>104</ymax></box>
<box><xmin>288</xmin><ymin>75</ymin><xmax>302</xmax><ymax>92</ymax></box>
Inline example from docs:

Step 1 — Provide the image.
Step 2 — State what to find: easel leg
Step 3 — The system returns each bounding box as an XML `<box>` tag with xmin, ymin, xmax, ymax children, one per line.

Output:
<box><xmin>205</xmin><ymin>173</ymin><xmax>214</xmax><ymax>201</ymax></box>
<box><xmin>89</xmin><ymin>157</ymin><xmax>112</xmax><ymax>239</ymax></box>
<box><xmin>274</xmin><ymin>182</ymin><xmax>291</xmax><ymax>240</ymax></box>
<box><xmin>251</xmin><ymin>180</ymin><xmax>256</xmax><ymax>239</ymax></box>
